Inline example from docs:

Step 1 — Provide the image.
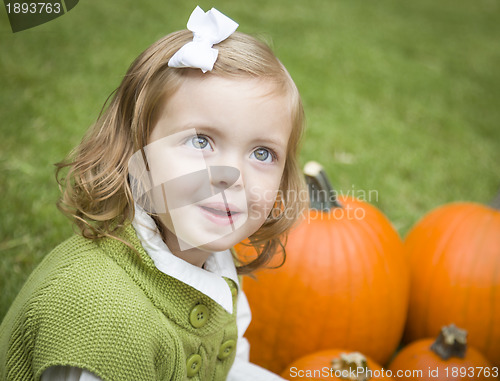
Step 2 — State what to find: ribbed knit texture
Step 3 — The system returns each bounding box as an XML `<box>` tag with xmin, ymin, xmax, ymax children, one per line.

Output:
<box><xmin>0</xmin><ymin>224</ymin><xmax>238</xmax><ymax>381</ymax></box>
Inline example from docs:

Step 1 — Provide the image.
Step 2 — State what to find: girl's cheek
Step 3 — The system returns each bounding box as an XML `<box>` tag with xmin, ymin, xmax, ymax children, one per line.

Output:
<box><xmin>247</xmin><ymin>186</ymin><xmax>278</xmax><ymax>213</ymax></box>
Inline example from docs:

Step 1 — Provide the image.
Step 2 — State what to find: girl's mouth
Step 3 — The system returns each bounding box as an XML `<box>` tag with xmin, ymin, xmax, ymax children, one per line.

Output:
<box><xmin>201</xmin><ymin>206</ymin><xmax>233</xmax><ymax>217</ymax></box>
<box><xmin>198</xmin><ymin>202</ymin><xmax>242</xmax><ymax>227</ymax></box>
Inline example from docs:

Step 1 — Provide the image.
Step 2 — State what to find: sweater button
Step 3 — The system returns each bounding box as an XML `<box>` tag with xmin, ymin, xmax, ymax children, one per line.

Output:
<box><xmin>186</xmin><ymin>354</ymin><xmax>202</xmax><ymax>377</ymax></box>
<box><xmin>189</xmin><ymin>304</ymin><xmax>209</xmax><ymax>328</ymax></box>
<box><xmin>218</xmin><ymin>339</ymin><xmax>236</xmax><ymax>360</ymax></box>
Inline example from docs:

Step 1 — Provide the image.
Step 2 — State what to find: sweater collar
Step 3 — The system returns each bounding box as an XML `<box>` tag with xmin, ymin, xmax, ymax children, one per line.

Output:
<box><xmin>131</xmin><ymin>205</ymin><xmax>239</xmax><ymax>314</ymax></box>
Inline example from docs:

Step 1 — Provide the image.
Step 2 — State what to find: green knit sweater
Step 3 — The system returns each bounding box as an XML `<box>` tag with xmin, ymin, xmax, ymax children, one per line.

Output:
<box><xmin>0</xmin><ymin>224</ymin><xmax>238</xmax><ymax>381</ymax></box>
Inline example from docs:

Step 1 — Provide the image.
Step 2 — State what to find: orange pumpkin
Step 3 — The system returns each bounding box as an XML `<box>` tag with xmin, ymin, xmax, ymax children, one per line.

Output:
<box><xmin>389</xmin><ymin>324</ymin><xmax>495</xmax><ymax>380</ymax></box>
<box><xmin>280</xmin><ymin>350</ymin><xmax>394</xmax><ymax>380</ymax></box>
<box><xmin>237</xmin><ymin>162</ymin><xmax>409</xmax><ymax>373</ymax></box>
<box><xmin>403</xmin><ymin>200</ymin><xmax>500</xmax><ymax>367</ymax></box>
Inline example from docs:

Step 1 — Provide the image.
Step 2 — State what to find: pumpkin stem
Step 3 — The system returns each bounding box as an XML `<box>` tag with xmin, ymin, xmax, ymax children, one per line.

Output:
<box><xmin>331</xmin><ymin>352</ymin><xmax>371</xmax><ymax>381</ymax></box>
<box><xmin>304</xmin><ymin>161</ymin><xmax>342</xmax><ymax>211</ymax></box>
<box><xmin>430</xmin><ymin>324</ymin><xmax>467</xmax><ymax>360</ymax></box>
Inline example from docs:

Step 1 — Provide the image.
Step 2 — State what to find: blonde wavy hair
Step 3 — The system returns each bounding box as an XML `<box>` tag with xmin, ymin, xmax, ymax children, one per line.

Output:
<box><xmin>56</xmin><ymin>30</ymin><xmax>307</xmax><ymax>274</ymax></box>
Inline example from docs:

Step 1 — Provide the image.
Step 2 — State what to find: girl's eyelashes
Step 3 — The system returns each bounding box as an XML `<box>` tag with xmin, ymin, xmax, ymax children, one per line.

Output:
<box><xmin>252</xmin><ymin>147</ymin><xmax>277</xmax><ymax>163</ymax></box>
<box><xmin>185</xmin><ymin>134</ymin><xmax>213</xmax><ymax>151</ymax></box>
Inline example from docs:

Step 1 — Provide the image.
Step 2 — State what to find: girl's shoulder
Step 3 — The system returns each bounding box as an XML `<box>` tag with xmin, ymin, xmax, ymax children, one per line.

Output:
<box><xmin>40</xmin><ymin>224</ymin><xmax>144</xmax><ymax>292</ymax></box>
<box><xmin>3</xmin><ymin>224</ymin><xmax>165</xmax><ymax>340</ymax></box>
<box><xmin>8</xmin><ymin>225</ymin><xmax>143</xmax><ymax>314</ymax></box>
<box><xmin>0</xmin><ymin>226</ymin><xmax>176</xmax><ymax>380</ymax></box>
<box><xmin>40</xmin><ymin>223</ymin><xmax>142</xmax><ymax>274</ymax></box>
<box><xmin>31</xmin><ymin>230</ymin><xmax>123</xmax><ymax>285</ymax></box>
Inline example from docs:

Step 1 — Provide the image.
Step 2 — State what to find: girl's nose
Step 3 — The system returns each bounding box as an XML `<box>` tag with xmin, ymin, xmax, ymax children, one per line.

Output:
<box><xmin>208</xmin><ymin>165</ymin><xmax>242</xmax><ymax>190</ymax></box>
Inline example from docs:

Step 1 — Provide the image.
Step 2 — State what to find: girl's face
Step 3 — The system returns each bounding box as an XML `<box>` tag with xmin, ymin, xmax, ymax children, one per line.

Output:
<box><xmin>143</xmin><ymin>74</ymin><xmax>293</xmax><ymax>258</ymax></box>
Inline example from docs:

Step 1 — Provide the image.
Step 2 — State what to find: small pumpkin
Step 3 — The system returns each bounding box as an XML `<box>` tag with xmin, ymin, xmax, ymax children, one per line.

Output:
<box><xmin>237</xmin><ymin>162</ymin><xmax>409</xmax><ymax>373</ymax></box>
<box><xmin>389</xmin><ymin>324</ymin><xmax>494</xmax><ymax>380</ymax></box>
<box><xmin>280</xmin><ymin>350</ymin><xmax>394</xmax><ymax>380</ymax></box>
<box><xmin>403</xmin><ymin>196</ymin><xmax>500</xmax><ymax>367</ymax></box>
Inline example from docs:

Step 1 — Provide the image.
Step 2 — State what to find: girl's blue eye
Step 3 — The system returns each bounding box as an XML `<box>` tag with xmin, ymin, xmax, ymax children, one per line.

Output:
<box><xmin>253</xmin><ymin>148</ymin><xmax>273</xmax><ymax>163</ymax></box>
<box><xmin>188</xmin><ymin>135</ymin><xmax>212</xmax><ymax>150</ymax></box>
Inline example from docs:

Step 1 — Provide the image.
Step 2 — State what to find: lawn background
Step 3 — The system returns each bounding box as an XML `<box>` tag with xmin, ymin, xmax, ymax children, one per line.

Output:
<box><xmin>1</xmin><ymin>0</ymin><xmax>499</xmax><ymax>330</ymax></box>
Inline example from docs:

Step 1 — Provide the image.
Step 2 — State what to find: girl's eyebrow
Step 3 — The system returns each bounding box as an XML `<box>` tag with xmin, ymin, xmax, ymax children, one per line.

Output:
<box><xmin>252</xmin><ymin>137</ymin><xmax>286</xmax><ymax>151</ymax></box>
<box><xmin>169</xmin><ymin>123</ymin><xmax>220</xmax><ymax>136</ymax></box>
<box><xmin>153</xmin><ymin>123</ymin><xmax>214</xmax><ymax>140</ymax></box>
<box><xmin>251</xmin><ymin>131</ymin><xmax>288</xmax><ymax>147</ymax></box>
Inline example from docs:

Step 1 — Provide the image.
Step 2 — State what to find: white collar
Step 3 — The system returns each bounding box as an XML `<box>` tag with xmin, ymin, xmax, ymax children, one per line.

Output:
<box><xmin>131</xmin><ymin>205</ymin><xmax>239</xmax><ymax>314</ymax></box>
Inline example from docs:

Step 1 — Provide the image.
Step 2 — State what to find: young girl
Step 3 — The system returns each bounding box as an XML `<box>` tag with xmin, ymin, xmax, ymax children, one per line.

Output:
<box><xmin>0</xmin><ymin>6</ymin><xmax>306</xmax><ymax>381</ymax></box>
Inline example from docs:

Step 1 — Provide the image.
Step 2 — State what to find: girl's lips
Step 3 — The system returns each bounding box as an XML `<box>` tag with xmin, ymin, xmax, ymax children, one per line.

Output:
<box><xmin>198</xmin><ymin>202</ymin><xmax>242</xmax><ymax>227</ymax></box>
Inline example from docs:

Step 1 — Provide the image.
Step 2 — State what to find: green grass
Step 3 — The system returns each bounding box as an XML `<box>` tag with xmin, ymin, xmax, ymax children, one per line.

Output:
<box><xmin>1</xmin><ymin>0</ymin><xmax>499</xmax><ymax>321</ymax></box>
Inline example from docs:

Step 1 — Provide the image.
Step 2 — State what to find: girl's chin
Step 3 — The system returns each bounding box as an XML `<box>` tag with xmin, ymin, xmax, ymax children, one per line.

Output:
<box><xmin>157</xmin><ymin>212</ymin><xmax>265</xmax><ymax>252</ymax></box>
<box><xmin>178</xmin><ymin>234</ymin><xmax>242</xmax><ymax>253</ymax></box>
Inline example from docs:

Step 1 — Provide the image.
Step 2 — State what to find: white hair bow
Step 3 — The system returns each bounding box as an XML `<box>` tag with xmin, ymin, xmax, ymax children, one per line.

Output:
<box><xmin>168</xmin><ymin>6</ymin><xmax>239</xmax><ymax>73</ymax></box>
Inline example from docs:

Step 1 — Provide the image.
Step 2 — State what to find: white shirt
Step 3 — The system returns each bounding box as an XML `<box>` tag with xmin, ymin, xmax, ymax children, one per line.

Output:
<box><xmin>42</xmin><ymin>206</ymin><xmax>284</xmax><ymax>380</ymax></box>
